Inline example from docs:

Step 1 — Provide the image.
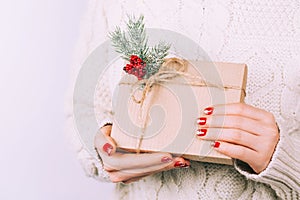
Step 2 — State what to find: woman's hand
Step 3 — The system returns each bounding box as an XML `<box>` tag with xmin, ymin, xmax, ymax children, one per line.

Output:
<box><xmin>196</xmin><ymin>103</ymin><xmax>280</xmax><ymax>174</ymax></box>
<box><xmin>94</xmin><ymin>125</ymin><xmax>190</xmax><ymax>184</ymax></box>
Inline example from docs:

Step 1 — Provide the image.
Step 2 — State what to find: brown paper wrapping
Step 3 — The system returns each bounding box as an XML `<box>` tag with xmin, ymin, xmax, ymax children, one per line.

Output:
<box><xmin>111</xmin><ymin>60</ymin><xmax>247</xmax><ymax>165</ymax></box>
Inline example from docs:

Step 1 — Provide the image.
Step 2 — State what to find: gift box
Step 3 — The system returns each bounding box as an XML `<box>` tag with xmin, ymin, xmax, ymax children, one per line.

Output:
<box><xmin>111</xmin><ymin>59</ymin><xmax>247</xmax><ymax>165</ymax></box>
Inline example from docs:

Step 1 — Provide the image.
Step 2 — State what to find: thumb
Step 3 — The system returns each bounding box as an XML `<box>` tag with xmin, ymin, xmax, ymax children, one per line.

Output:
<box><xmin>94</xmin><ymin>125</ymin><xmax>117</xmax><ymax>156</ymax></box>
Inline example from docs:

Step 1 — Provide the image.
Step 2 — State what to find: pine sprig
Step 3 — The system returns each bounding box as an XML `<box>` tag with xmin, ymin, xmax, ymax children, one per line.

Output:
<box><xmin>109</xmin><ymin>15</ymin><xmax>148</xmax><ymax>61</ymax></box>
<box><xmin>109</xmin><ymin>15</ymin><xmax>170</xmax><ymax>79</ymax></box>
<box><xmin>144</xmin><ymin>42</ymin><xmax>171</xmax><ymax>78</ymax></box>
<box><xmin>109</xmin><ymin>27</ymin><xmax>131</xmax><ymax>60</ymax></box>
<box><xmin>126</xmin><ymin>15</ymin><xmax>149</xmax><ymax>60</ymax></box>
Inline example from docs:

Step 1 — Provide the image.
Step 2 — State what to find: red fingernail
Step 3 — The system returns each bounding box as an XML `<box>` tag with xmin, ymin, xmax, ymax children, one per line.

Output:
<box><xmin>103</xmin><ymin>143</ymin><xmax>113</xmax><ymax>156</ymax></box>
<box><xmin>197</xmin><ymin>117</ymin><xmax>207</xmax><ymax>125</ymax></box>
<box><xmin>161</xmin><ymin>157</ymin><xmax>173</xmax><ymax>163</ymax></box>
<box><xmin>174</xmin><ymin>161</ymin><xmax>190</xmax><ymax>168</ymax></box>
<box><xmin>204</xmin><ymin>107</ymin><xmax>214</xmax><ymax>115</ymax></box>
<box><xmin>196</xmin><ymin>129</ymin><xmax>207</xmax><ymax>136</ymax></box>
<box><xmin>213</xmin><ymin>141</ymin><xmax>220</xmax><ymax>148</ymax></box>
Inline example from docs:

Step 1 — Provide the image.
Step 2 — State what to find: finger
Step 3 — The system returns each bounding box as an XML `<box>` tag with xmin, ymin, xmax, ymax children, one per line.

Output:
<box><xmin>108</xmin><ymin>157</ymin><xmax>189</xmax><ymax>183</ymax></box>
<box><xmin>212</xmin><ymin>141</ymin><xmax>257</xmax><ymax>165</ymax></box>
<box><xmin>122</xmin><ymin>157</ymin><xmax>189</xmax><ymax>184</ymax></box>
<box><xmin>196</xmin><ymin>128</ymin><xmax>258</xmax><ymax>151</ymax></box>
<box><xmin>119</xmin><ymin>156</ymin><xmax>189</xmax><ymax>176</ymax></box>
<box><xmin>103</xmin><ymin>152</ymin><xmax>175</xmax><ymax>171</ymax></box>
<box><xmin>94</xmin><ymin>126</ymin><xmax>117</xmax><ymax>156</ymax></box>
<box><xmin>197</xmin><ymin>115</ymin><xmax>263</xmax><ymax>136</ymax></box>
<box><xmin>203</xmin><ymin>103</ymin><xmax>275</xmax><ymax>124</ymax></box>
<box><xmin>100</xmin><ymin>125</ymin><xmax>117</xmax><ymax>147</ymax></box>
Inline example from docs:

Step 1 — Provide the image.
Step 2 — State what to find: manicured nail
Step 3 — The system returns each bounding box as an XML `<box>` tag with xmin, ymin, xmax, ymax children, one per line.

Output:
<box><xmin>161</xmin><ymin>156</ymin><xmax>173</xmax><ymax>163</ymax></box>
<box><xmin>197</xmin><ymin>117</ymin><xmax>207</xmax><ymax>125</ymax></box>
<box><xmin>174</xmin><ymin>161</ymin><xmax>190</xmax><ymax>168</ymax></box>
<box><xmin>213</xmin><ymin>141</ymin><xmax>220</xmax><ymax>148</ymax></box>
<box><xmin>204</xmin><ymin>107</ymin><xmax>214</xmax><ymax>115</ymax></box>
<box><xmin>196</xmin><ymin>129</ymin><xmax>207</xmax><ymax>136</ymax></box>
<box><xmin>103</xmin><ymin>143</ymin><xmax>113</xmax><ymax>156</ymax></box>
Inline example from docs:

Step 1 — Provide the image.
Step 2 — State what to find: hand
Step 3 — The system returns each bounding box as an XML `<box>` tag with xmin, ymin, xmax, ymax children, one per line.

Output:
<box><xmin>196</xmin><ymin>103</ymin><xmax>280</xmax><ymax>173</ymax></box>
<box><xmin>94</xmin><ymin>125</ymin><xmax>190</xmax><ymax>184</ymax></box>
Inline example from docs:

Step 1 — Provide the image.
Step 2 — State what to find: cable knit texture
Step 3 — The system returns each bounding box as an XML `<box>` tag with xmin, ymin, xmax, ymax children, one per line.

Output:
<box><xmin>65</xmin><ymin>0</ymin><xmax>300</xmax><ymax>199</ymax></box>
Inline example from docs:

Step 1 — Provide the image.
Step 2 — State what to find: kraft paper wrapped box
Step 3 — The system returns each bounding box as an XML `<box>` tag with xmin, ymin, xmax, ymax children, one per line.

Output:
<box><xmin>111</xmin><ymin>60</ymin><xmax>247</xmax><ymax>165</ymax></box>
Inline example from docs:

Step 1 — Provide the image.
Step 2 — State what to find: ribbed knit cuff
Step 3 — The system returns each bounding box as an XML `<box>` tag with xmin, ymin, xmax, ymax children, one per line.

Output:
<box><xmin>234</xmin><ymin>133</ymin><xmax>300</xmax><ymax>199</ymax></box>
<box><xmin>86</xmin><ymin>118</ymin><xmax>113</xmax><ymax>182</ymax></box>
<box><xmin>98</xmin><ymin>118</ymin><xmax>113</xmax><ymax>129</ymax></box>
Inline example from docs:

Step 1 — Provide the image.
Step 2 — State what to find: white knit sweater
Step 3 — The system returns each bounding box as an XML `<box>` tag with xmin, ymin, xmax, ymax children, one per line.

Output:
<box><xmin>66</xmin><ymin>0</ymin><xmax>300</xmax><ymax>199</ymax></box>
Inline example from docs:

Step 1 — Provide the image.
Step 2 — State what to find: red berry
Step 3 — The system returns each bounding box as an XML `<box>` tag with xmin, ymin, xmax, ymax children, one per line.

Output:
<box><xmin>130</xmin><ymin>55</ymin><xmax>138</xmax><ymax>64</ymax></box>
<box><xmin>125</xmin><ymin>55</ymin><xmax>147</xmax><ymax>80</ymax></box>
<box><xmin>130</xmin><ymin>55</ymin><xmax>144</xmax><ymax>65</ymax></box>
<box><xmin>124</xmin><ymin>63</ymin><xmax>134</xmax><ymax>73</ymax></box>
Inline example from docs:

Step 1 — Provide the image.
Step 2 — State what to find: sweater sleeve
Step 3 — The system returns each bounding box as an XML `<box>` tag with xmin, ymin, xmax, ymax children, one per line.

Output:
<box><xmin>234</xmin><ymin>56</ymin><xmax>300</xmax><ymax>200</ymax></box>
<box><xmin>64</xmin><ymin>0</ymin><xmax>113</xmax><ymax>182</ymax></box>
<box><xmin>65</xmin><ymin>71</ymin><xmax>113</xmax><ymax>182</ymax></box>
<box><xmin>234</xmin><ymin>106</ymin><xmax>300</xmax><ymax>199</ymax></box>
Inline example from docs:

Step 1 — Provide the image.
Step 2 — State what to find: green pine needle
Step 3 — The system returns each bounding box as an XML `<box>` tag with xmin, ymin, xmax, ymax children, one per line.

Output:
<box><xmin>109</xmin><ymin>15</ymin><xmax>170</xmax><ymax>78</ymax></box>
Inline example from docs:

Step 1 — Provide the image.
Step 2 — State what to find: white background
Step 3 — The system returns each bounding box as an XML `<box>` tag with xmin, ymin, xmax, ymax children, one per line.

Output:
<box><xmin>0</xmin><ymin>1</ymin><xmax>114</xmax><ymax>199</ymax></box>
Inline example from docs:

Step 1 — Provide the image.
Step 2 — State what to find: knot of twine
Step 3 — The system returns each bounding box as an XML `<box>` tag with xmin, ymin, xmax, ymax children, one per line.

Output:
<box><xmin>119</xmin><ymin>58</ymin><xmax>245</xmax><ymax>153</ymax></box>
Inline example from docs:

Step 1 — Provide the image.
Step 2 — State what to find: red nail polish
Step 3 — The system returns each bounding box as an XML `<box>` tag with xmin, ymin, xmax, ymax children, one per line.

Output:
<box><xmin>213</xmin><ymin>141</ymin><xmax>220</xmax><ymax>148</ymax></box>
<box><xmin>204</xmin><ymin>107</ymin><xmax>214</xmax><ymax>115</ymax></box>
<box><xmin>196</xmin><ymin>129</ymin><xmax>207</xmax><ymax>136</ymax></box>
<box><xmin>161</xmin><ymin>157</ymin><xmax>173</xmax><ymax>163</ymax></box>
<box><xmin>197</xmin><ymin>117</ymin><xmax>207</xmax><ymax>125</ymax></box>
<box><xmin>103</xmin><ymin>143</ymin><xmax>113</xmax><ymax>156</ymax></box>
<box><xmin>174</xmin><ymin>161</ymin><xmax>189</xmax><ymax>168</ymax></box>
